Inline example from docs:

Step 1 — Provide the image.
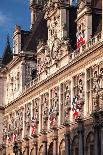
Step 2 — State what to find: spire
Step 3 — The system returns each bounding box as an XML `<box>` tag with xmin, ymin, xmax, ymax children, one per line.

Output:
<box><xmin>2</xmin><ymin>34</ymin><xmax>13</xmax><ymax>65</ymax></box>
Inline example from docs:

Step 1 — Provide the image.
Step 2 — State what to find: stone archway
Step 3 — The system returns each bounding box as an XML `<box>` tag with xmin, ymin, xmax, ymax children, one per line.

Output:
<box><xmin>71</xmin><ymin>136</ymin><xmax>79</xmax><ymax>155</ymax></box>
<box><xmin>59</xmin><ymin>140</ymin><xmax>65</xmax><ymax>155</ymax></box>
<box><xmin>48</xmin><ymin>142</ymin><xmax>53</xmax><ymax>155</ymax></box>
<box><xmin>86</xmin><ymin>132</ymin><xmax>94</xmax><ymax>155</ymax></box>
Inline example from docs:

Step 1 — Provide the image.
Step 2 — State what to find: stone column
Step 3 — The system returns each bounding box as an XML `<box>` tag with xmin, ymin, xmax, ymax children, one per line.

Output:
<box><xmin>102</xmin><ymin>0</ymin><xmax>103</xmax><ymax>40</ymax></box>
<box><xmin>65</xmin><ymin>133</ymin><xmax>71</xmax><ymax>155</ymax></box>
<box><xmin>53</xmin><ymin>138</ymin><xmax>57</xmax><ymax>155</ymax></box>
<box><xmin>94</xmin><ymin>126</ymin><xmax>100</xmax><ymax>155</ymax></box>
<box><xmin>100</xmin><ymin>111</ymin><xmax>103</xmax><ymax>155</ymax></box>
<box><xmin>42</xmin><ymin>141</ymin><xmax>47</xmax><ymax>155</ymax></box>
<box><xmin>53</xmin><ymin>129</ymin><xmax>58</xmax><ymax>155</ymax></box>
<box><xmin>24</xmin><ymin>138</ymin><xmax>29</xmax><ymax>155</ymax></box>
<box><xmin>92</xmin><ymin>111</ymin><xmax>101</xmax><ymax>155</ymax></box>
<box><xmin>77</xmin><ymin>118</ymin><xmax>84</xmax><ymax>155</ymax></box>
<box><xmin>32</xmin><ymin>136</ymin><xmax>38</xmax><ymax>155</ymax></box>
<box><xmin>101</xmin><ymin>127</ymin><xmax>103</xmax><ymax>155</ymax></box>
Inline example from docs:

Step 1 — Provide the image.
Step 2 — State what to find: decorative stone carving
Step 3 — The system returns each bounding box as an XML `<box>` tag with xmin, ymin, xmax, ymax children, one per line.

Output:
<box><xmin>78</xmin><ymin>0</ymin><xmax>85</xmax><ymax>12</ymax></box>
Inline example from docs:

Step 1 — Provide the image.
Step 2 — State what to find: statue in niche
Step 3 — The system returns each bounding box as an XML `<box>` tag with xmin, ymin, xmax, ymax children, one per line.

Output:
<box><xmin>3</xmin><ymin>118</ymin><xmax>8</xmax><ymax>141</ymax></box>
<box><xmin>18</xmin><ymin>110</ymin><xmax>23</xmax><ymax>129</ymax></box>
<box><xmin>99</xmin><ymin>68</ymin><xmax>103</xmax><ymax>90</ymax></box>
<box><xmin>49</xmin><ymin>87</ymin><xmax>59</xmax><ymax>128</ymax></box>
<box><xmin>25</xmin><ymin>104</ymin><xmax>31</xmax><ymax>130</ymax></box>
<box><xmin>93</xmin><ymin>71</ymin><xmax>100</xmax><ymax>94</ymax></box>
<box><xmin>10</xmin><ymin>113</ymin><xmax>15</xmax><ymax>131</ymax></box>
<box><xmin>44</xmin><ymin>45</ymin><xmax>51</xmax><ymax>67</ymax></box>
<box><xmin>31</xmin><ymin>115</ymin><xmax>38</xmax><ymax>135</ymax></box>
<box><xmin>53</xmin><ymin>88</ymin><xmax>59</xmax><ymax>113</ymax></box>
<box><xmin>78</xmin><ymin>78</ymin><xmax>84</xmax><ymax>104</ymax></box>
<box><xmin>64</xmin><ymin>82</ymin><xmax>71</xmax><ymax>123</ymax></box>
<box><xmin>42</xmin><ymin>93</ymin><xmax>49</xmax><ymax>127</ymax></box>
<box><xmin>51</xmin><ymin>37</ymin><xmax>61</xmax><ymax>62</ymax></box>
<box><xmin>31</xmin><ymin>99</ymin><xmax>39</xmax><ymax>135</ymax></box>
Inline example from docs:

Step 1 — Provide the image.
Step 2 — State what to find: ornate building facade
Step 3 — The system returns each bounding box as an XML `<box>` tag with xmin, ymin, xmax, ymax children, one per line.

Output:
<box><xmin>0</xmin><ymin>0</ymin><xmax>103</xmax><ymax>155</ymax></box>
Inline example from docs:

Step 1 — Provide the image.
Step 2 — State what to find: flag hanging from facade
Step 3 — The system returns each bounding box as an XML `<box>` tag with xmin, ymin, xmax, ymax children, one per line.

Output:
<box><xmin>72</xmin><ymin>96</ymin><xmax>81</xmax><ymax>119</ymax></box>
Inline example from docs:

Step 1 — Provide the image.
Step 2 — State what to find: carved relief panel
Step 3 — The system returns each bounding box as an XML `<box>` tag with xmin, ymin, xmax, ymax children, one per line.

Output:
<box><xmin>31</xmin><ymin>98</ymin><xmax>39</xmax><ymax>136</ymax></box>
<box><xmin>49</xmin><ymin>86</ymin><xmax>59</xmax><ymax>128</ymax></box>
<box><xmin>41</xmin><ymin>92</ymin><xmax>49</xmax><ymax>131</ymax></box>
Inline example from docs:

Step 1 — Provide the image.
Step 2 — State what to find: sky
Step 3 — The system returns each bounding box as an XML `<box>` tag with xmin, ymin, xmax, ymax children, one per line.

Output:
<box><xmin>0</xmin><ymin>0</ymin><xmax>30</xmax><ymax>57</ymax></box>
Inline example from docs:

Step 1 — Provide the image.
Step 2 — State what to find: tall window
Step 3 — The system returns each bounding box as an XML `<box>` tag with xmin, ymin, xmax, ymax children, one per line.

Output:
<box><xmin>60</xmin><ymin>81</ymin><xmax>71</xmax><ymax>125</ymax></box>
<box><xmin>86</xmin><ymin>67</ymin><xmax>93</xmax><ymax>113</ymax></box>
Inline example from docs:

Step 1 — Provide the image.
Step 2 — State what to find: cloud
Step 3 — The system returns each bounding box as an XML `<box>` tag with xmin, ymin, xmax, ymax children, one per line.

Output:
<box><xmin>0</xmin><ymin>11</ymin><xmax>12</xmax><ymax>33</ymax></box>
<box><xmin>0</xmin><ymin>11</ymin><xmax>11</xmax><ymax>26</ymax></box>
<box><xmin>0</xmin><ymin>12</ymin><xmax>7</xmax><ymax>24</ymax></box>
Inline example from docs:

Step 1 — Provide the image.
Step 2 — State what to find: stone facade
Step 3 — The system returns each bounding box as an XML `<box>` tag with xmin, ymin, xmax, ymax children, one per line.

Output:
<box><xmin>0</xmin><ymin>0</ymin><xmax>103</xmax><ymax>155</ymax></box>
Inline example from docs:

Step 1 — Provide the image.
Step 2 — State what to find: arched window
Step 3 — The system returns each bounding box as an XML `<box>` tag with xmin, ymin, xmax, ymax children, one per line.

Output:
<box><xmin>59</xmin><ymin>140</ymin><xmax>65</xmax><ymax>155</ymax></box>
<box><xmin>48</xmin><ymin>142</ymin><xmax>53</xmax><ymax>155</ymax></box>
<box><xmin>72</xmin><ymin>136</ymin><xmax>79</xmax><ymax>155</ymax></box>
<box><xmin>86</xmin><ymin>132</ymin><xmax>94</xmax><ymax>155</ymax></box>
